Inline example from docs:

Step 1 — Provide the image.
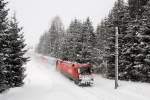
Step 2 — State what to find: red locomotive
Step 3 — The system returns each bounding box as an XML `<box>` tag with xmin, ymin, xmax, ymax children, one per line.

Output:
<box><xmin>56</xmin><ymin>59</ymin><xmax>94</xmax><ymax>86</ymax></box>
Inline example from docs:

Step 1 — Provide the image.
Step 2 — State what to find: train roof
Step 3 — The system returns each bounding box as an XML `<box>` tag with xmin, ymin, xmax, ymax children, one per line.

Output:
<box><xmin>57</xmin><ymin>59</ymin><xmax>92</xmax><ymax>68</ymax></box>
<box><xmin>74</xmin><ymin>63</ymin><xmax>92</xmax><ymax>68</ymax></box>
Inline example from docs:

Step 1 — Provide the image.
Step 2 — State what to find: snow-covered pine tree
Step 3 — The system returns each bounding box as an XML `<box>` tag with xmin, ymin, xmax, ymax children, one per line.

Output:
<box><xmin>39</xmin><ymin>32</ymin><xmax>50</xmax><ymax>55</ymax></box>
<box><xmin>48</xmin><ymin>22</ymin><xmax>58</xmax><ymax>56</ymax></box>
<box><xmin>62</xmin><ymin>19</ymin><xmax>83</xmax><ymax>61</ymax></box>
<box><xmin>96</xmin><ymin>18</ymin><xmax>110</xmax><ymax>61</ymax></box>
<box><xmin>67</xmin><ymin>19</ymin><xmax>82</xmax><ymax>34</ymax></box>
<box><xmin>123</xmin><ymin>0</ymin><xmax>150</xmax><ymax>82</ymax></box>
<box><xmin>114</xmin><ymin>3</ymin><xmax>131</xmax><ymax>80</ymax></box>
<box><xmin>128</xmin><ymin>0</ymin><xmax>149</xmax><ymax>18</ymax></box>
<box><xmin>122</xmin><ymin>18</ymin><xmax>141</xmax><ymax>81</ymax></box>
<box><xmin>103</xmin><ymin>11</ymin><xmax>116</xmax><ymax>78</ymax></box>
<box><xmin>114</xmin><ymin>0</ymin><xmax>150</xmax><ymax>82</ymax></box>
<box><xmin>0</xmin><ymin>0</ymin><xmax>9</xmax><ymax>93</ymax></box>
<box><xmin>96</xmin><ymin>20</ymin><xmax>107</xmax><ymax>55</ymax></box>
<box><xmin>95</xmin><ymin>19</ymin><xmax>112</xmax><ymax>74</ymax></box>
<box><xmin>36</xmin><ymin>16</ymin><xmax>64</xmax><ymax>58</ymax></box>
<box><xmin>139</xmin><ymin>1</ymin><xmax>150</xmax><ymax>82</ymax></box>
<box><xmin>77</xmin><ymin>17</ymin><xmax>96</xmax><ymax>64</ymax></box>
<box><xmin>36</xmin><ymin>33</ymin><xmax>45</xmax><ymax>54</ymax></box>
<box><xmin>104</xmin><ymin>0</ymin><xmax>130</xmax><ymax>79</ymax></box>
<box><xmin>4</xmin><ymin>14</ymin><xmax>28</xmax><ymax>88</ymax></box>
<box><xmin>117</xmin><ymin>0</ymin><xmax>150</xmax><ymax>82</ymax></box>
<box><xmin>48</xmin><ymin>16</ymin><xmax>64</xmax><ymax>58</ymax></box>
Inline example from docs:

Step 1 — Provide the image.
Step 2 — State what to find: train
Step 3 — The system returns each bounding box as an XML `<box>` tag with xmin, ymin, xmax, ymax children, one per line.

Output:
<box><xmin>56</xmin><ymin>59</ymin><xmax>94</xmax><ymax>86</ymax></box>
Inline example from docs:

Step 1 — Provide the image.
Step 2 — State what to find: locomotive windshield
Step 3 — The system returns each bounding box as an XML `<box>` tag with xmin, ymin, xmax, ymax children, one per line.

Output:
<box><xmin>79</xmin><ymin>67</ymin><xmax>91</xmax><ymax>75</ymax></box>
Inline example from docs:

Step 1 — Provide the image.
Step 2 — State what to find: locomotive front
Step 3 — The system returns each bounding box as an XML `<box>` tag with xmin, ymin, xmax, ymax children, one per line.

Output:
<box><xmin>75</xmin><ymin>64</ymin><xmax>94</xmax><ymax>86</ymax></box>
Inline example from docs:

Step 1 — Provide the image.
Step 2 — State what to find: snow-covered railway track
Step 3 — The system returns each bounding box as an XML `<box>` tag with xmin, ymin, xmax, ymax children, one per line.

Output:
<box><xmin>1</xmin><ymin>53</ymin><xmax>150</xmax><ymax>100</ymax></box>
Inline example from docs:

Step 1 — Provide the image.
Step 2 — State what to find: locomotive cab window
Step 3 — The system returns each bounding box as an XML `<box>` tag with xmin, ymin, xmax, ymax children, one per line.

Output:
<box><xmin>78</xmin><ymin>67</ymin><xmax>91</xmax><ymax>75</ymax></box>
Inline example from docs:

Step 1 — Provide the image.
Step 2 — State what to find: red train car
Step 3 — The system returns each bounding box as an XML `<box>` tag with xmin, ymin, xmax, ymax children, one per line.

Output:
<box><xmin>56</xmin><ymin>59</ymin><xmax>94</xmax><ymax>86</ymax></box>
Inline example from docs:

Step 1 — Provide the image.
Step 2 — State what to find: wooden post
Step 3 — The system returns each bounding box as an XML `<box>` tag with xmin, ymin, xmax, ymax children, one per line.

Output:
<box><xmin>115</xmin><ymin>26</ymin><xmax>119</xmax><ymax>89</ymax></box>
<box><xmin>105</xmin><ymin>60</ymin><xmax>108</xmax><ymax>77</ymax></box>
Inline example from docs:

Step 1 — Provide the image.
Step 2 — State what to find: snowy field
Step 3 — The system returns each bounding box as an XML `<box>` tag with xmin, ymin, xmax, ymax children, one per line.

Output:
<box><xmin>0</xmin><ymin>51</ymin><xmax>150</xmax><ymax>100</ymax></box>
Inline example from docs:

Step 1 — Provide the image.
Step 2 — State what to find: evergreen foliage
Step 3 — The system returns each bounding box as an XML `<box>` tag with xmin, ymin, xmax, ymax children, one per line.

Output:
<box><xmin>36</xmin><ymin>0</ymin><xmax>150</xmax><ymax>83</ymax></box>
<box><xmin>60</xmin><ymin>19</ymin><xmax>83</xmax><ymax>61</ymax></box>
<box><xmin>49</xmin><ymin>16</ymin><xmax>64</xmax><ymax>58</ymax></box>
<box><xmin>36</xmin><ymin>16</ymin><xmax>64</xmax><ymax>58</ymax></box>
<box><xmin>102</xmin><ymin>0</ymin><xmax>150</xmax><ymax>82</ymax></box>
<box><xmin>5</xmin><ymin>14</ymin><xmax>28</xmax><ymax>88</ymax></box>
<box><xmin>102</xmin><ymin>0</ymin><xmax>130</xmax><ymax>79</ymax></box>
<box><xmin>0</xmin><ymin>0</ymin><xmax>9</xmax><ymax>92</ymax></box>
<box><xmin>128</xmin><ymin>0</ymin><xmax>148</xmax><ymax>18</ymax></box>
<box><xmin>78</xmin><ymin>17</ymin><xmax>97</xmax><ymax>64</ymax></box>
<box><xmin>122</xmin><ymin>0</ymin><xmax>150</xmax><ymax>82</ymax></box>
<box><xmin>36</xmin><ymin>32</ymin><xmax>49</xmax><ymax>55</ymax></box>
<box><xmin>0</xmin><ymin>0</ymin><xmax>28</xmax><ymax>93</ymax></box>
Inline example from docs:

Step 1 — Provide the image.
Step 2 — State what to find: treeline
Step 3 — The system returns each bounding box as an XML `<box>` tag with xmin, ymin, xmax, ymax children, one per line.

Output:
<box><xmin>36</xmin><ymin>16</ymin><xmax>101</xmax><ymax>66</ymax></box>
<box><xmin>0</xmin><ymin>0</ymin><xmax>28</xmax><ymax>93</ymax></box>
<box><xmin>37</xmin><ymin>0</ymin><xmax>150</xmax><ymax>83</ymax></box>
<box><xmin>101</xmin><ymin>0</ymin><xmax>150</xmax><ymax>82</ymax></box>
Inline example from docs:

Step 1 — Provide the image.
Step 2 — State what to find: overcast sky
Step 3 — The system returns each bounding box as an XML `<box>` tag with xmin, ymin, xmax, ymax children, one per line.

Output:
<box><xmin>8</xmin><ymin>0</ymin><xmax>116</xmax><ymax>46</ymax></box>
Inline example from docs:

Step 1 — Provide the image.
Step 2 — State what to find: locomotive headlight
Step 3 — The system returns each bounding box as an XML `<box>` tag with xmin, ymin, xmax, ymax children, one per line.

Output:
<box><xmin>78</xmin><ymin>69</ymin><xmax>81</xmax><ymax>74</ymax></box>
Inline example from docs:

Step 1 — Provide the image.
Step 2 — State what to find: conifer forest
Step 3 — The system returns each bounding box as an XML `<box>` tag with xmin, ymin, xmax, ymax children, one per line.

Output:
<box><xmin>1</xmin><ymin>0</ymin><xmax>150</xmax><ymax>100</ymax></box>
<box><xmin>37</xmin><ymin>0</ymin><xmax>150</xmax><ymax>83</ymax></box>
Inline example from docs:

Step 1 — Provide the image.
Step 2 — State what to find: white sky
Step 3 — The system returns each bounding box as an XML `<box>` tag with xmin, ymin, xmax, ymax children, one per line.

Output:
<box><xmin>8</xmin><ymin>0</ymin><xmax>116</xmax><ymax>46</ymax></box>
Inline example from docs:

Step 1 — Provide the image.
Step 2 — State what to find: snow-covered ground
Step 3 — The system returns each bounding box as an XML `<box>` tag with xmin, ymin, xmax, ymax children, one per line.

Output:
<box><xmin>0</xmin><ymin>51</ymin><xmax>150</xmax><ymax>100</ymax></box>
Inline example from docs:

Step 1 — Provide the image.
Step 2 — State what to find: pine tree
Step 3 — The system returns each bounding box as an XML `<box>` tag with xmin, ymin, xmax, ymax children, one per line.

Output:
<box><xmin>104</xmin><ymin>0</ymin><xmax>130</xmax><ymax>78</ymax></box>
<box><xmin>128</xmin><ymin>0</ymin><xmax>148</xmax><ymax>18</ymax></box>
<box><xmin>36</xmin><ymin>32</ymin><xmax>49</xmax><ymax>55</ymax></box>
<box><xmin>4</xmin><ymin>14</ymin><xmax>28</xmax><ymax>88</ymax></box>
<box><xmin>62</xmin><ymin>19</ymin><xmax>83</xmax><ymax>61</ymax></box>
<box><xmin>109</xmin><ymin>0</ymin><xmax>150</xmax><ymax>82</ymax></box>
<box><xmin>48</xmin><ymin>16</ymin><xmax>64</xmax><ymax>58</ymax></box>
<box><xmin>0</xmin><ymin>0</ymin><xmax>9</xmax><ymax>93</ymax></box>
<box><xmin>96</xmin><ymin>20</ymin><xmax>106</xmax><ymax>54</ymax></box>
<box><xmin>36</xmin><ymin>16</ymin><xmax>64</xmax><ymax>58</ymax></box>
<box><xmin>96</xmin><ymin>18</ymin><xmax>110</xmax><ymax>61</ymax></box>
<box><xmin>43</xmin><ymin>32</ymin><xmax>50</xmax><ymax>55</ymax></box>
<box><xmin>77</xmin><ymin>17</ymin><xmax>96</xmax><ymax>64</ymax></box>
<box><xmin>122</xmin><ymin>0</ymin><xmax>150</xmax><ymax>82</ymax></box>
<box><xmin>121</xmin><ymin>18</ymin><xmax>140</xmax><ymax>80</ymax></box>
<box><xmin>61</xmin><ymin>18</ymin><xmax>98</xmax><ymax>65</ymax></box>
<box><xmin>36</xmin><ymin>33</ymin><xmax>45</xmax><ymax>54</ymax></box>
<box><xmin>67</xmin><ymin>19</ymin><xmax>82</xmax><ymax>34</ymax></box>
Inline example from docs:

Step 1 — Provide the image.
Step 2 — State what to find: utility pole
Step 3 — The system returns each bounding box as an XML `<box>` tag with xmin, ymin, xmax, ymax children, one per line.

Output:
<box><xmin>114</xmin><ymin>0</ymin><xmax>120</xmax><ymax>89</ymax></box>
<box><xmin>115</xmin><ymin>26</ymin><xmax>119</xmax><ymax>89</ymax></box>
